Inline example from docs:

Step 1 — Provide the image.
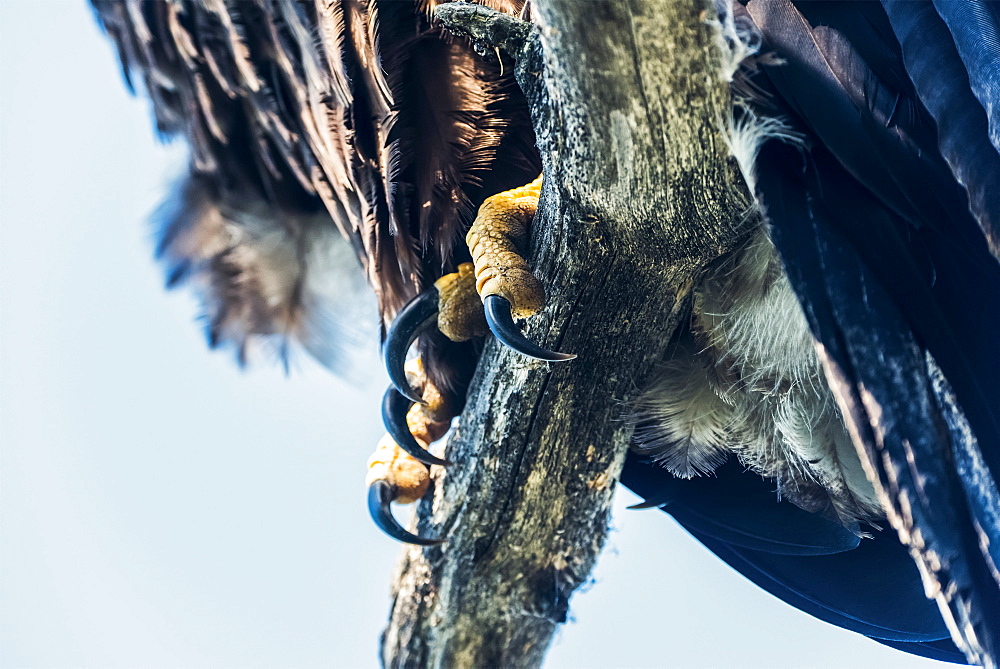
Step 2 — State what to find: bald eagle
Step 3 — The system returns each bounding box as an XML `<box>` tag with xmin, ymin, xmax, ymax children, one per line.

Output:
<box><xmin>92</xmin><ymin>0</ymin><xmax>1000</xmax><ymax>665</ymax></box>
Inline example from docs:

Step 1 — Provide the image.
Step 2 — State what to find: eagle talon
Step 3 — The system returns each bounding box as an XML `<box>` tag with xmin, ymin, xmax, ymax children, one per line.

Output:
<box><xmin>367</xmin><ymin>480</ymin><xmax>444</xmax><ymax>546</ymax></box>
<box><xmin>484</xmin><ymin>295</ymin><xmax>576</xmax><ymax>362</ymax></box>
<box><xmin>466</xmin><ymin>176</ymin><xmax>575</xmax><ymax>361</ymax></box>
<box><xmin>384</xmin><ymin>288</ymin><xmax>439</xmax><ymax>404</ymax></box>
<box><xmin>366</xmin><ymin>435</ymin><xmax>443</xmax><ymax>545</ymax></box>
<box><xmin>382</xmin><ymin>386</ymin><xmax>453</xmax><ymax>467</ymax></box>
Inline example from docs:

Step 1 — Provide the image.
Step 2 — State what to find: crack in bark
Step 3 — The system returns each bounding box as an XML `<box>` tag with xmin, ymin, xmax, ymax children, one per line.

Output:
<box><xmin>481</xmin><ymin>365</ymin><xmax>555</xmax><ymax>557</ymax></box>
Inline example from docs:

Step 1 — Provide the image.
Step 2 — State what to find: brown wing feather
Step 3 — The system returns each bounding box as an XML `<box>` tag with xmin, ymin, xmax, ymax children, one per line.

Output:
<box><xmin>92</xmin><ymin>0</ymin><xmax>539</xmax><ymax>388</ymax></box>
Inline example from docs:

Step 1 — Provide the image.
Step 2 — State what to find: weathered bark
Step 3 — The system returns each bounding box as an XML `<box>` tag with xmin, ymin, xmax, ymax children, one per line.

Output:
<box><xmin>381</xmin><ymin>2</ymin><xmax>751</xmax><ymax>666</ymax></box>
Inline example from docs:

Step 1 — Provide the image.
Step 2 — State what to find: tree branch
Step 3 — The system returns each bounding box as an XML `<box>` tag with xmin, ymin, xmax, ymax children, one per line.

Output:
<box><xmin>381</xmin><ymin>2</ymin><xmax>750</xmax><ymax>666</ymax></box>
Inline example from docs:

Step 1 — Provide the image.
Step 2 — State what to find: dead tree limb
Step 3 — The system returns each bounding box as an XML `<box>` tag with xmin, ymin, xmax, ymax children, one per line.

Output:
<box><xmin>381</xmin><ymin>2</ymin><xmax>751</xmax><ymax>666</ymax></box>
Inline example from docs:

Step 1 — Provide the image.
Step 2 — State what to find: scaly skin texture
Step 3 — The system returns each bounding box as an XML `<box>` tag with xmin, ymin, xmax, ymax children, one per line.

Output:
<box><xmin>405</xmin><ymin>357</ymin><xmax>457</xmax><ymax>424</ymax></box>
<box><xmin>466</xmin><ymin>175</ymin><xmax>545</xmax><ymax>318</ymax></box>
<box><xmin>366</xmin><ymin>358</ymin><xmax>453</xmax><ymax>504</ymax></box>
<box><xmin>365</xmin><ymin>435</ymin><xmax>430</xmax><ymax>504</ymax></box>
<box><xmin>435</xmin><ymin>263</ymin><xmax>489</xmax><ymax>342</ymax></box>
<box><xmin>374</xmin><ymin>173</ymin><xmax>550</xmax><ymax>505</ymax></box>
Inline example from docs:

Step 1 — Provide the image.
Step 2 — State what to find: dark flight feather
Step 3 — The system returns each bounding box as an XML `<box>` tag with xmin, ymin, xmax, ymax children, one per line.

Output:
<box><xmin>739</xmin><ymin>3</ymin><xmax>1000</xmax><ymax>484</ymax></box>
<box><xmin>747</xmin><ymin>2</ymin><xmax>1000</xmax><ymax>659</ymax></box>
<box><xmin>735</xmin><ymin>0</ymin><xmax>1000</xmax><ymax>660</ymax></box>
<box><xmin>884</xmin><ymin>0</ymin><xmax>1000</xmax><ymax>260</ymax></box>
<box><xmin>622</xmin><ymin>457</ymin><xmax>957</xmax><ymax>646</ymax></box>
<box><xmin>624</xmin><ymin>459</ymin><xmax>861</xmax><ymax>557</ymax></box>
<box><xmin>754</xmin><ymin>136</ymin><xmax>1000</xmax><ymax>662</ymax></box>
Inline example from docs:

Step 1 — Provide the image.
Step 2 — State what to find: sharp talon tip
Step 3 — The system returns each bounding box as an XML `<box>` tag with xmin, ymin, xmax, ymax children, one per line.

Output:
<box><xmin>400</xmin><ymin>387</ymin><xmax>427</xmax><ymax>405</ymax></box>
<box><xmin>483</xmin><ymin>295</ymin><xmax>574</xmax><ymax>362</ymax></box>
<box><xmin>367</xmin><ymin>481</ymin><xmax>445</xmax><ymax>546</ymax></box>
<box><xmin>384</xmin><ymin>288</ymin><xmax>439</xmax><ymax>402</ymax></box>
<box><xmin>382</xmin><ymin>386</ymin><xmax>452</xmax><ymax>467</ymax></box>
<box><xmin>627</xmin><ymin>496</ymin><xmax>673</xmax><ymax>510</ymax></box>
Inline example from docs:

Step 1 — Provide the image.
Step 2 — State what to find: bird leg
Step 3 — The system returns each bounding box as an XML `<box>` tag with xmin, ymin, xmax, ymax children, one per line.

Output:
<box><xmin>383</xmin><ymin>175</ymin><xmax>574</xmax><ymax>402</ymax></box>
<box><xmin>375</xmin><ymin>177</ymin><xmax>577</xmax><ymax>544</ymax></box>
<box><xmin>368</xmin><ymin>359</ymin><xmax>453</xmax><ymax>544</ymax></box>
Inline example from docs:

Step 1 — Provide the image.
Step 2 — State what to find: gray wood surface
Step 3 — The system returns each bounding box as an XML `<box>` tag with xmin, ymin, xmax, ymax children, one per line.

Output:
<box><xmin>381</xmin><ymin>2</ymin><xmax>751</xmax><ymax>666</ymax></box>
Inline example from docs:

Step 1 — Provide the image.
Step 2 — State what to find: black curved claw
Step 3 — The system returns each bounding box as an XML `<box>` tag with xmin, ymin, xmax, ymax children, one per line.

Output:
<box><xmin>367</xmin><ymin>480</ymin><xmax>444</xmax><ymax>546</ymax></box>
<box><xmin>483</xmin><ymin>295</ymin><xmax>576</xmax><ymax>362</ymax></box>
<box><xmin>382</xmin><ymin>386</ymin><xmax>453</xmax><ymax>467</ymax></box>
<box><xmin>384</xmin><ymin>287</ymin><xmax>439</xmax><ymax>403</ymax></box>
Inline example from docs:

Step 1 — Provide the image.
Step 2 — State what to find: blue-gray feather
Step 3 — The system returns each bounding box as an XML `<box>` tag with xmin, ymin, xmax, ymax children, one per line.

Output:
<box><xmin>737</xmin><ymin>0</ymin><xmax>1000</xmax><ymax>661</ymax></box>
<box><xmin>882</xmin><ymin>0</ymin><xmax>1000</xmax><ymax>259</ymax></box>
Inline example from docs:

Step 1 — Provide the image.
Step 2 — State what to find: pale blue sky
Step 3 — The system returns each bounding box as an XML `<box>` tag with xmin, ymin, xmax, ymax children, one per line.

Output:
<box><xmin>0</xmin><ymin>2</ymin><xmax>942</xmax><ymax>667</ymax></box>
